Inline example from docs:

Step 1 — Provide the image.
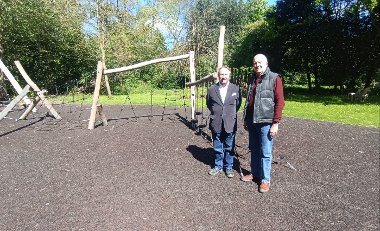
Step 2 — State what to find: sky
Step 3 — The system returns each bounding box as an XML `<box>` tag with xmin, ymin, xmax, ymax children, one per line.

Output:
<box><xmin>84</xmin><ymin>0</ymin><xmax>279</xmax><ymax>47</ymax></box>
<box><xmin>159</xmin><ymin>0</ymin><xmax>278</xmax><ymax>49</ymax></box>
<box><xmin>140</xmin><ymin>0</ymin><xmax>277</xmax><ymax>5</ymax></box>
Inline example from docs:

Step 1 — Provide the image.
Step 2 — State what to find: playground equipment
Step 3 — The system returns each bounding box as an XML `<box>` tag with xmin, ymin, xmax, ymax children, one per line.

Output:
<box><xmin>0</xmin><ymin>59</ymin><xmax>34</xmax><ymax>110</ymax></box>
<box><xmin>87</xmin><ymin>26</ymin><xmax>227</xmax><ymax>130</ymax></box>
<box><xmin>1</xmin><ymin>26</ymin><xmax>226</xmax><ymax>132</ymax></box>
<box><xmin>87</xmin><ymin>52</ymin><xmax>196</xmax><ymax>130</ymax></box>
<box><xmin>0</xmin><ymin>60</ymin><xmax>61</xmax><ymax>121</ymax></box>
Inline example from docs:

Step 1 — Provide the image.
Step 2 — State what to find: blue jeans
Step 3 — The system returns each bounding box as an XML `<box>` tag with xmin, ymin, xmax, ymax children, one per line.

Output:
<box><xmin>247</xmin><ymin>122</ymin><xmax>273</xmax><ymax>183</ymax></box>
<box><xmin>212</xmin><ymin>130</ymin><xmax>236</xmax><ymax>170</ymax></box>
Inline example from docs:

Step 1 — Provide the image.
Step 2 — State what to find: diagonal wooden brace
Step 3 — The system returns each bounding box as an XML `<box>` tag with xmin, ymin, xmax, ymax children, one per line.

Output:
<box><xmin>0</xmin><ymin>59</ymin><xmax>34</xmax><ymax>111</ymax></box>
<box><xmin>18</xmin><ymin>92</ymin><xmax>42</xmax><ymax>120</ymax></box>
<box><xmin>0</xmin><ymin>85</ymin><xmax>30</xmax><ymax>120</ymax></box>
<box><xmin>14</xmin><ymin>61</ymin><xmax>61</xmax><ymax>120</ymax></box>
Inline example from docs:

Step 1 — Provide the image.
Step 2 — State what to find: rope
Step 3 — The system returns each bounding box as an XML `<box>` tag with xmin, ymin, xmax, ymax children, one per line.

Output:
<box><xmin>150</xmin><ymin>89</ymin><xmax>153</xmax><ymax>121</ymax></box>
<box><xmin>112</xmin><ymin>87</ymin><xmax>137</xmax><ymax>129</ymax></box>
<box><xmin>161</xmin><ymin>92</ymin><xmax>168</xmax><ymax>121</ymax></box>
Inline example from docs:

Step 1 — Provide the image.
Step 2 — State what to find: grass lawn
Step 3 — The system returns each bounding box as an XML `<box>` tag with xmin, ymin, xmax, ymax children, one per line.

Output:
<box><xmin>284</xmin><ymin>101</ymin><xmax>379</xmax><ymax>128</ymax></box>
<box><xmin>283</xmin><ymin>88</ymin><xmax>380</xmax><ymax>128</ymax></box>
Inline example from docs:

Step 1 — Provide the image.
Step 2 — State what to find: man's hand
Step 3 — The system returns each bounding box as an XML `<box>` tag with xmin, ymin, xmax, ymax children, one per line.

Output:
<box><xmin>270</xmin><ymin>123</ymin><xmax>279</xmax><ymax>137</ymax></box>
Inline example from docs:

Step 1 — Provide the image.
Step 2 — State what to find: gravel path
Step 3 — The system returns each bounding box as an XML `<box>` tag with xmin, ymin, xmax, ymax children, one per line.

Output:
<box><xmin>0</xmin><ymin>104</ymin><xmax>379</xmax><ymax>231</ymax></box>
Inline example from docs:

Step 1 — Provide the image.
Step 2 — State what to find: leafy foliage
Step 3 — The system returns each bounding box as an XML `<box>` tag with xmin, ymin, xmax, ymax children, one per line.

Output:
<box><xmin>185</xmin><ymin>0</ymin><xmax>251</xmax><ymax>75</ymax></box>
<box><xmin>0</xmin><ymin>0</ymin><xmax>97</xmax><ymax>93</ymax></box>
<box><xmin>0</xmin><ymin>0</ymin><xmax>378</xmax><ymax>95</ymax></box>
<box><xmin>259</xmin><ymin>0</ymin><xmax>377</xmax><ymax>91</ymax></box>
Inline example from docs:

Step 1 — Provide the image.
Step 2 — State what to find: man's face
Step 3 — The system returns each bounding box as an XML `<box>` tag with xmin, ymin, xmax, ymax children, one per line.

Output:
<box><xmin>218</xmin><ymin>67</ymin><xmax>230</xmax><ymax>86</ymax></box>
<box><xmin>253</xmin><ymin>57</ymin><xmax>268</xmax><ymax>75</ymax></box>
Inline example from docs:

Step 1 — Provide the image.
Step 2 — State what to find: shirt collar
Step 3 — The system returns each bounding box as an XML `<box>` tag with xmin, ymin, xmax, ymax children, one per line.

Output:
<box><xmin>218</xmin><ymin>81</ymin><xmax>229</xmax><ymax>88</ymax></box>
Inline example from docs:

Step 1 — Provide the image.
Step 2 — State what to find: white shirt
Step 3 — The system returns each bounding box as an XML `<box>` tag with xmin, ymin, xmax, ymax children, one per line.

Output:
<box><xmin>219</xmin><ymin>82</ymin><xmax>229</xmax><ymax>104</ymax></box>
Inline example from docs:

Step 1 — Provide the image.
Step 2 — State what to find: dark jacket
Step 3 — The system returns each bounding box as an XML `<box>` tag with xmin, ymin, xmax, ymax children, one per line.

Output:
<box><xmin>206</xmin><ymin>82</ymin><xmax>242</xmax><ymax>133</ymax></box>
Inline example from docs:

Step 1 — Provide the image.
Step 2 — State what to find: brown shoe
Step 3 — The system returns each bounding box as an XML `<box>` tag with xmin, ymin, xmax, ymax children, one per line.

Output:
<box><xmin>241</xmin><ymin>174</ymin><xmax>254</xmax><ymax>182</ymax></box>
<box><xmin>259</xmin><ymin>182</ymin><xmax>270</xmax><ymax>193</ymax></box>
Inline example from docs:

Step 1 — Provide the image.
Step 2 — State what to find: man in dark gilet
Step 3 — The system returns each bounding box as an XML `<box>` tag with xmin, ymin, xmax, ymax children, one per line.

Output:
<box><xmin>242</xmin><ymin>54</ymin><xmax>285</xmax><ymax>193</ymax></box>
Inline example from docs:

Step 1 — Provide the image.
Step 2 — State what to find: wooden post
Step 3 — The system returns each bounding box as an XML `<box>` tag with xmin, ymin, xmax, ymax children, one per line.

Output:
<box><xmin>103</xmin><ymin>64</ymin><xmax>112</xmax><ymax>98</ymax></box>
<box><xmin>217</xmin><ymin>25</ymin><xmax>225</xmax><ymax>69</ymax></box>
<box><xmin>88</xmin><ymin>61</ymin><xmax>104</xmax><ymax>130</ymax></box>
<box><xmin>98</xmin><ymin>2</ymin><xmax>111</xmax><ymax>98</ymax></box>
<box><xmin>189</xmin><ymin>51</ymin><xmax>196</xmax><ymax>121</ymax></box>
<box><xmin>0</xmin><ymin>85</ymin><xmax>30</xmax><ymax>120</ymax></box>
<box><xmin>216</xmin><ymin>25</ymin><xmax>225</xmax><ymax>82</ymax></box>
<box><xmin>0</xmin><ymin>59</ymin><xmax>34</xmax><ymax>109</ymax></box>
<box><xmin>14</xmin><ymin>61</ymin><xmax>61</xmax><ymax>120</ymax></box>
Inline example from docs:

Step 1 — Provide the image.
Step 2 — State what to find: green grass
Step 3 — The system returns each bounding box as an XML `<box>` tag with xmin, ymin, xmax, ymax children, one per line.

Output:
<box><xmin>284</xmin><ymin>101</ymin><xmax>379</xmax><ymax>128</ymax></box>
<box><xmin>50</xmin><ymin>89</ymin><xmax>187</xmax><ymax>106</ymax></box>
<box><xmin>51</xmin><ymin>87</ymin><xmax>380</xmax><ymax>128</ymax></box>
<box><xmin>283</xmin><ymin>88</ymin><xmax>380</xmax><ymax>128</ymax></box>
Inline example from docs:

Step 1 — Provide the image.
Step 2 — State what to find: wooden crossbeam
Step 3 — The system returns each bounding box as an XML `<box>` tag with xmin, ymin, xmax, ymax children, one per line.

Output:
<box><xmin>185</xmin><ymin>73</ymin><xmax>216</xmax><ymax>87</ymax></box>
<box><xmin>0</xmin><ymin>85</ymin><xmax>30</xmax><ymax>120</ymax></box>
<box><xmin>14</xmin><ymin>61</ymin><xmax>61</xmax><ymax>120</ymax></box>
<box><xmin>104</xmin><ymin>54</ymin><xmax>190</xmax><ymax>75</ymax></box>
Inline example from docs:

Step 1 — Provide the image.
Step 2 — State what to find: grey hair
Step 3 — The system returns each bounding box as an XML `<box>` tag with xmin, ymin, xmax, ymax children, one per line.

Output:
<box><xmin>217</xmin><ymin>66</ymin><xmax>231</xmax><ymax>74</ymax></box>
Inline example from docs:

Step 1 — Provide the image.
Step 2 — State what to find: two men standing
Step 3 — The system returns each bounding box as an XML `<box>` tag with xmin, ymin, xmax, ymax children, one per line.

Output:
<box><xmin>206</xmin><ymin>54</ymin><xmax>285</xmax><ymax>193</ymax></box>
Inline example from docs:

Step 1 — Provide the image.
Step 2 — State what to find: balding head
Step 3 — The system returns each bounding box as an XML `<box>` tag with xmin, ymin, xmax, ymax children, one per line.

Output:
<box><xmin>253</xmin><ymin>54</ymin><xmax>268</xmax><ymax>75</ymax></box>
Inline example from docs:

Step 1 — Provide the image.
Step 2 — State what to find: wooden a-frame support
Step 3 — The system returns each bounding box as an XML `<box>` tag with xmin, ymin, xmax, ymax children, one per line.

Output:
<box><xmin>14</xmin><ymin>61</ymin><xmax>61</xmax><ymax>120</ymax></box>
<box><xmin>0</xmin><ymin>59</ymin><xmax>35</xmax><ymax>111</ymax></box>
<box><xmin>0</xmin><ymin>85</ymin><xmax>30</xmax><ymax>120</ymax></box>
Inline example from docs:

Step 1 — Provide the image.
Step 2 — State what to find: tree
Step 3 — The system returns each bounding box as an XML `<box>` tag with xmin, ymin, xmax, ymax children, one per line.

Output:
<box><xmin>185</xmin><ymin>0</ymin><xmax>250</xmax><ymax>75</ymax></box>
<box><xmin>268</xmin><ymin>0</ymin><xmax>379</xmax><ymax>91</ymax></box>
<box><xmin>229</xmin><ymin>0</ymin><xmax>274</xmax><ymax>68</ymax></box>
<box><xmin>0</xmin><ymin>0</ymin><xmax>96</xmax><ymax>93</ymax></box>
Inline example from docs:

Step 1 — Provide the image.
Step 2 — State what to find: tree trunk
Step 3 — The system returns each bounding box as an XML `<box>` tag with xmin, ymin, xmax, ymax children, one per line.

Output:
<box><xmin>0</xmin><ymin>77</ymin><xmax>7</xmax><ymax>100</ymax></box>
<box><xmin>0</xmin><ymin>44</ymin><xmax>7</xmax><ymax>99</ymax></box>
<box><xmin>307</xmin><ymin>72</ymin><xmax>312</xmax><ymax>91</ymax></box>
<box><xmin>364</xmin><ymin>69</ymin><xmax>374</xmax><ymax>88</ymax></box>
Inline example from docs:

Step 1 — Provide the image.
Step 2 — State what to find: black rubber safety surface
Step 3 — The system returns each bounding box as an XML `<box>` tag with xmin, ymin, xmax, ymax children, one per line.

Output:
<box><xmin>0</xmin><ymin>105</ymin><xmax>379</xmax><ymax>231</ymax></box>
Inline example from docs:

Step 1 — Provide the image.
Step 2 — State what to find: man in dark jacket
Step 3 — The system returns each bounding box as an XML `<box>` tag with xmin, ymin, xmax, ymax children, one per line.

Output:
<box><xmin>206</xmin><ymin>66</ymin><xmax>242</xmax><ymax>178</ymax></box>
<box><xmin>242</xmin><ymin>54</ymin><xmax>285</xmax><ymax>193</ymax></box>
